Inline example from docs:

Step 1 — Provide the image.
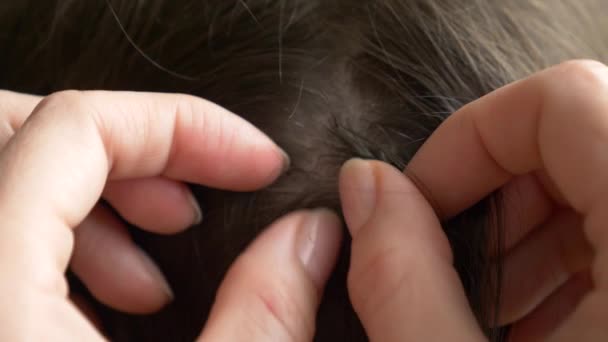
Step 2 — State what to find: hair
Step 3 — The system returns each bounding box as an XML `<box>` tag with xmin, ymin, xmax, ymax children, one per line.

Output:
<box><xmin>1</xmin><ymin>1</ymin><xmax>607</xmax><ymax>341</ymax></box>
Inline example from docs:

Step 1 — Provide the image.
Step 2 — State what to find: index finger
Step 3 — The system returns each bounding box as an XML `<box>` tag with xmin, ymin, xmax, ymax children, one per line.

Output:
<box><xmin>407</xmin><ymin>60</ymin><xmax>608</xmax><ymax>220</ymax></box>
<box><xmin>0</xmin><ymin>90</ymin><xmax>287</xmax><ymax>295</ymax></box>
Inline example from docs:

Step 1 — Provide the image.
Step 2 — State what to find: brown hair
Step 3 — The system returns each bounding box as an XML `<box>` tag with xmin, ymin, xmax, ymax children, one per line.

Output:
<box><xmin>1</xmin><ymin>1</ymin><xmax>607</xmax><ymax>341</ymax></box>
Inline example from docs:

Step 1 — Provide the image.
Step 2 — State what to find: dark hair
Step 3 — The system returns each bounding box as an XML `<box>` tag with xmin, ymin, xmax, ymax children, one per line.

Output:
<box><xmin>1</xmin><ymin>1</ymin><xmax>607</xmax><ymax>341</ymax></box>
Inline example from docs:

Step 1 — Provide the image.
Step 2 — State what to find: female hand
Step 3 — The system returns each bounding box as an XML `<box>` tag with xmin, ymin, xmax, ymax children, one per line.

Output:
<box><xmin>0</xmin><ymin>90</ymin><xmax>342</xmax><ymax>340</ymax></box>
<box><xmin>339</xmin><ymin>60</ymin><xmax>607</xmax><ymax>341</ymax></box>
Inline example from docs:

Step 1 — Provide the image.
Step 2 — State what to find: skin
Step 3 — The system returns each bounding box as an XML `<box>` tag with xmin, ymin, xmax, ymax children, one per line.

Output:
<box><xmin>339</xmin><ymin>59</ymin><xmax>606</xmax><ymax>341</ymax></box>
<box><xmin>0</xmin><ymin>58</ymin><xmax>606</xmax><ymax>341</ymax></box>
<box><xmin>0</xmin><ymin>90</ymin><xmax>342</xmax><ymax>340</ymax></box>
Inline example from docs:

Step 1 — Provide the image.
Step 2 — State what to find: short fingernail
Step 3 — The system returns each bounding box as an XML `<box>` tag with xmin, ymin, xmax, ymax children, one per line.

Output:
<box><xmin>186</xmin><ymin>190</ymin><xmax>203</xmax><ymax>226</ymax></box>
<box><xmin>340</xmin><ymin>159</ymin><xmax>377</xmax><ymax>235</ymax></box>
<box><xmin>279</xmin><ymin>148</ymin><xmax>291</xmax><ymax>174</ymax></box>
<box><xmin>297</xmin><ymin>209</ymin><xmax>342</xmax><ymax>290</ymax></box>
<box><xmin>137</xmin><ymin>248</ymin><xmax>174</xmax><ymax>303</ymax></box>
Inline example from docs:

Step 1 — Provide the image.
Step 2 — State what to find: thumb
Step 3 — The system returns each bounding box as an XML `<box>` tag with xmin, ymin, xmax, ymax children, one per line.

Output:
<box><xmin>339</xmin><ymin>159</ymin><xmax>485</xmax><ymax>342</ymax></box>
<box><xmin>199</xmin><ymin>209</ymin><xmax>342</xmax><ymax>341</ymax></box>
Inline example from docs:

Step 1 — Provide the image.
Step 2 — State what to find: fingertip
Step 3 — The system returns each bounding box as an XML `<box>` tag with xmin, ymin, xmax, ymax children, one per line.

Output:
<box><xmin>134</xmin><ymin>247</ymin><xmax>175</xmax><ymax>305</ymax></box>
<box><xmin>185</xmin><ymin>188</ymin><xmax>203</xmax><ymax>226</ymax></box>
<box><xmin>296</xmin><ymin>209</ymin><xmax>343</xmax><ymax>291</ymax></box>
<box><xmin>199</xmin><ymin>209</ymin><xmax>342</xmax><ymax>341</ymax></box>
<box><xmin>252</xmin><ymin>142</ymin><xmax>291</xmax><ymax>190</ymax></box>
<box><xmin>71</xmin><ymin>206</ymin><xmax>174</xmax><ymax>314</ymax></box>
<box><xmin>279</xmin><ymin>147</ymin><xmax>291</xmax><ymax>174</ymax></box>
<box><xmin>104</xmin><ymin>177</ymin><xmax>202</xmax><ymax>234</ymax></box>
<box><xmin>343</xmin><ymin>160</ymin><xmax>483</xmax><ymax>341</ymax></box>
<box><xmin>339</xmin><ymin>159</ymin><xmax>377</xmax><ymax>236</ymax></box>
<box><xmin>166</xmin><ymin>98</ymin><xmax>291</xmax><ymax>191</ymax></box>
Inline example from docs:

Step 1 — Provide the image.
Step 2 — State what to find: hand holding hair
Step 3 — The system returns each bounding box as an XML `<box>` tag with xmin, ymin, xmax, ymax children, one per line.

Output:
<box><xmin>1</xmin><ymin>58</ymin><xmax>607</xmax><ymax>341</ymax></box>
<box><xmin>0</xmin><ymin>90</ymin><xmax>342</xmax><ymax>340</ymax></box>
<box><xmin>339</xmin><ymin>60</ymin><xmax>606</xmax><ymax>341</ymax></box>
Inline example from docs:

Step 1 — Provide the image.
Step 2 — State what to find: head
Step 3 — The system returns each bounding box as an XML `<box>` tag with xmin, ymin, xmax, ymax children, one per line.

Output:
<box><xmin>1</xmin><ymin>1</ymin><xmax>607</xmax><ymax>341</ymax></box>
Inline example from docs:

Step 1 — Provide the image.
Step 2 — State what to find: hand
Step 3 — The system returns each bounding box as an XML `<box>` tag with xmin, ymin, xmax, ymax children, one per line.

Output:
<box><xmin>338</xmin><ymin>60</ymin><xmax>608</xmax><ymax>341</ymax></box>
<box><xmin>0</xmin><ymin>90</ymin><xmax>342</xmax><ymax>340</ymax></box>
<box><xmin>1</xmin><ymin>91</ymin><xmax>224</xmax><ymax>315</ymax></box>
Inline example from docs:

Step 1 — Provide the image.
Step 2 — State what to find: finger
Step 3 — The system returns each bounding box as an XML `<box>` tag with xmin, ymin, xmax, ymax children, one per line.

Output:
<box><xmin>508</xmin><ymin>272</ymin><xmax>592</xmax><ymax>342</ymax></box>
<box><xmin>340</xmin><ymin>159</ymin><xmax>485</xmax><ymax>342</ymax></box>
<box><xmin>406</xmin><ymin>60</ymin><xmax>608</xmax><ymax>218</ymax></box>
<box><xmin>405</xmin><ymin>60</ymin><xmax>608</xmax><ymax>340</ymax></box>
<box><xmin>70</xmin><ymin>205</ymin><xmax>174</xmax><ymax>314</ymax></box>
<box><xmin>0</xmin><ymin>90</ymin><xmax>286</xmax><ymax>298</ymax></box>
<box><xmin>0</xmin><ymin>90</ymin><xmax>41</xmax><ymax>145</ymax></box>
<box><xmin>2</xmin><ymin>94</ymin><xmax>196</xmax><ymax>313</ymax></box>
<box><xmin>103</xmin><ymin>177</ymin><xmax>202</xmax><ymax>234</ymax></box>
<box><xmin>499</xmin><ymin>211</ymin><xmax>592</xmax><ymax>325</ymax></box>
<box><xmin>408</xmin><ymin>61</ymin><xmax>608</xmax><ymax>341</ymax></box>
<box><xmin>199</xmin><ymin>209</ymin><xmax>342</xmax><ymax>341</ymax></box>
<box><xmin>500</xmin><ymin>174</ymin><xmax>555</xmax><ymax>252</ymax></box>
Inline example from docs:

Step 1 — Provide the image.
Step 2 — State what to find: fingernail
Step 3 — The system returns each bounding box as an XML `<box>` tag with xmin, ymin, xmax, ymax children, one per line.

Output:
<box><xmin>137</xmin><ymin>248</ymin><xmax>174</xmax><ymax>303</ymax></box>
<box><xmin>297</xmin><ymin>209</ymin><xmax>342</xmax><ymax>290</ymax></box>
<box><xmin>279</xmin><ymin>148</ymin><xmax>291</xmax><ymax>174</ymax></box>
<box><xmin>185</xmin><ymin>190</ymin><xmax>203</xmax><ymax>226</ymax></box>
<box><xmin>340</xmin><ymin>159</ymin><xmax>377</xmax><ymax>235</ymax></box>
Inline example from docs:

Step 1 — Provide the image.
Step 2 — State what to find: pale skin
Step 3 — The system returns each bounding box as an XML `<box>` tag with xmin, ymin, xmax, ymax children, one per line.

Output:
<box><xmin>0</xmin><ymin>90</ymin><xmax>342</xmax><ymax>340</ymax></box>
<box><xmin>0</xmin><ymin>59</ymin><xmax>606</xmax><ymax>341</ymax></box>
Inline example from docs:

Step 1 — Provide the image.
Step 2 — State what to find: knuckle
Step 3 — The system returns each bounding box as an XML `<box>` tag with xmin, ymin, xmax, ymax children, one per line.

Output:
<box><xmin>36</xmin><ymin>90</ymin><xmax>97</xmax><ymax>126</ymax></box>
<box><xmin>172</xmin><ymin>94</ymin><xmax>207</xmax><ymax>123</ymax></box>
<box><xmin>31</xmin><ymin>90</ymin><xmax>106</xmax><ymax>160</ymax></box>
<box><xmin>543</xmin><ymin>60</ymin><xmax>608</xmax><ymax>124</ymax></box>
<box><xmin>39</xmin><ymin>90</ymin><xmax>87</xmax><ymax>113</ymax></box>
<box><xmin>175</xmin><ymin>95</ymin><xmax>234</xmax><ymax>146</ymax></box>
<box><xmin>44</xmin><ymin>89</ymin><xmax>101</xmax><ymax>127</ymax></box>
<box><xmin>555</xmin><ymin>59</ymin><xmax>608</xmax><ymax>93</ymax></box>
<box><xmin>39</xmin><ymin>89</ymin><xmax>104</xmax><ymax>130</ymax></box>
